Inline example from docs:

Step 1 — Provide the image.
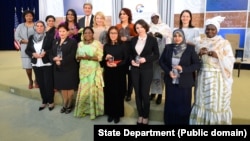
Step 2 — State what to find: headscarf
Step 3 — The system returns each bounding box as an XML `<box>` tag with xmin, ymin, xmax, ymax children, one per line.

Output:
<box><xmin>33</xmin><ymin>20</ymin><xmax>46</xmax><ymax>43</ymax></box>
<box><xmin>204</xmin><ymin>16</ymin><xmax>225</xmax><ymax>32</ymax></box>
<box><xmin>172</xmin><ymin>29</ymin><xmax>187</xmax><ymax>56</ymax></box>
<box><xmin>150</xmin><ymin>12</ymin><xmax>162</xmax><ymax>24</ymax></box>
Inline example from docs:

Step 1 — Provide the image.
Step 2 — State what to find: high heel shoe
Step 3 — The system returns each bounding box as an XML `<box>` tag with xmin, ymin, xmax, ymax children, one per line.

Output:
<box><xmin>136</xmin><ymin>117</ymin><xmax>143</xmax><ymax>125</ymax></box>
<box><xmin>142</xmin><ymin>118</ymin><xmax>149</xmax><ymax>125</ymax></box>
<box><xmin>48</xmin><ymin>104</ymin><xmax>54</xmax><ymax>111</ymax></box>
<box><xmin>60</xmin><ymin>107</ymin><xmax>67</xmax><ymax>113</ymax></box>
<box><xmin>65</xmin><ymin>106</ymin><xmax>72</xmax><ymax>114</ymax></box>
<box><xmin>39</xmin><ymin>104</ymin><xmax>46</xmax><ymax>111</ymax></box>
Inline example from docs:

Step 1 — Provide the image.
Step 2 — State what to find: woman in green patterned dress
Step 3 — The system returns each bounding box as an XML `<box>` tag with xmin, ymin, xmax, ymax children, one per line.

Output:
<box><xmin>74</xmin><ymin>27</ymin><xmax>104</xmax><ymax>119</ymax></box>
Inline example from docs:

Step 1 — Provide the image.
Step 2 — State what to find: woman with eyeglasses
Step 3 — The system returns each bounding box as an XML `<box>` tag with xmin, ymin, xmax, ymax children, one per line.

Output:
<box><xmin>102</xmin><ymin>26</ymin><xmax>128</xmax><ymax>124</ymax></box>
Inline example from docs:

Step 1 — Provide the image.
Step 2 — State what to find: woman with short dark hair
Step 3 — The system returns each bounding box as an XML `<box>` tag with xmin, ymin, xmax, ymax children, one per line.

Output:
<box><xmin>130</xmin><ymin>19</ymin><xmax>159</xmax><ymax>125</ymax></box>
<box><xmin>51</xmin><ymin>23</ymin><xmax>79</xmax><ymax>114</ymax></box>
<box><xmin>15</xmin><ymin>10</ymin><xmax>37</xmax><ymax>89</ymax></box>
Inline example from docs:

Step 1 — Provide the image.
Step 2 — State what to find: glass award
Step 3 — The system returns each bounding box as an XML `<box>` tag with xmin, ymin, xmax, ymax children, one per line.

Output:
<box><xmin>57</xmin><ymin>47</ymin><xmax>63</xmax><ymax>59</ymax></box>
<box><xmin>108</xmin><ymin>56</ymin><xmax>114</xmax><ymax>63</ymax></box>
<box><xmin>135</xmin><ymin>55</ymin><xmax>140</xmax><ymax>64</ymax></box>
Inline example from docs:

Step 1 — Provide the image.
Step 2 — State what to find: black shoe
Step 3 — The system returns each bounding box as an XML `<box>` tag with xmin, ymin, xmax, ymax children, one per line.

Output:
<box><xmin>60</xmin><ymin>107</ymin><xmax>66</xmax><ymax>113</ymax></box>
<box><xmin>39</xmin><ymin>106</ymin><xmax>46</xmax><ymax>111</ymax></box>
<box><xmin>48</xmin><ymin>106</ymin><xmax>54</xmax><ymax>111</ymax></box>
<box><xmin>156</xmin><ymin>95</ymin><xmax>162</xmax><ymax>105</ymax></box>
<box><xmin>107</xmin><ymin>116</ymin><xmax>113</xmax><ymax>122</ymax></box>
<box><xmin>48</xmin><ymin>104</ymin><xmax>54</xmax><ymax>111</ymax></box>
<box><xmin>39</xmin><ymin>104</ymin><xmax>46</xmax><ymax>111</ymax></box>
<box><xmin>150</xmin><ymin>94</ymin><xmax>156</xmax><ymax>100</ymax></box>
<box><xmin>125</xmin><ymin>96</ymin><xmax>131</xmax><ymax>101</ymax></box>
<box><xmin>65</xmin><ymin>107</ymin><xmax>72</xmax><ymax>114</ymax></box>
<box><xmin>114</xmin><ymin>118</ymin><xmax>120</xmax><ymax>124</ymax></box>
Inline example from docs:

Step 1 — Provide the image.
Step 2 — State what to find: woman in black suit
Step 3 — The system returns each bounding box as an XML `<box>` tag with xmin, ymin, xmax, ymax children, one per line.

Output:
<box><xmin>25</xmin><ymin>21</ymin><xmax>55</xmax><ymax>111</ymax></box>
<box><xmin>51</xmin><ymin>23</ymin><xmax>79</xmax><ymax>114</ymax></box>
<box><xmin>159</xmin><ymin>29</ymin><xmax>200</xmax><ymax>125</ymax></box>
<box><xmin>130</xmin><ymin>19</ymin><xmax>159</xmax><ymax>125</ymax></box>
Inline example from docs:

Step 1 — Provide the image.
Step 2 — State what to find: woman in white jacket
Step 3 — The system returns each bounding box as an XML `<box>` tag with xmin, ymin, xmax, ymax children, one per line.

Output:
<box><xmin>148</xmin><ymin>12</ymin><xmax>172</xmax><ymax>104</ymax></box>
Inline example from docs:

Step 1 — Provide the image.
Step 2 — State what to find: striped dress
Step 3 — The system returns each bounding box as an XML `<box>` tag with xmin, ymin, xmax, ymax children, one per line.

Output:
<box><xmin>190</xmin><ymin>35</ymin><xmax>235</xmax><ymax>125</ymax></box>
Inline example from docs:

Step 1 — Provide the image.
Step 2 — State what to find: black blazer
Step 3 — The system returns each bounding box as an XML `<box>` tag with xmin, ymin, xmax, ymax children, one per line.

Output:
<box><xmin>159</xmin><ymin>44</ymin><xmax>201</xmax><ymax>88</ymax></box>
<box><xmin>25</xmin><ymin>33</ymin><xmax>54</xmax><ymax>64</ymax></box>
<box><xmin>130</xmin><ymin>35</ymin><xmax>159</xmax><ymax>70</ymax></box>
<box><xmin>51</xmin><ymin>37</ymin><xmax>78</xmax><ymax>72</ymax></box>
<box><xmin>78</xmin><ymin>14</ymin><xmax>94</xmax><ymax>28</ymax></box>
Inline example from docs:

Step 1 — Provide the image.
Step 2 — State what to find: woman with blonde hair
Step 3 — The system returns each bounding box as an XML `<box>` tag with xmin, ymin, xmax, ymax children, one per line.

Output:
<box><xmin>92</xmin><ymin>11</ymin><xmax>109</xmax><ymax>45</ymax></box>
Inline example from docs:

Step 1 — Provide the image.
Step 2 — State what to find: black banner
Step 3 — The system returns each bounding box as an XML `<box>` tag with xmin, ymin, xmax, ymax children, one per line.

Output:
<box><xmin>94</xmin><ymin>125</ymin><xmax>250</xmax><ymax>140</ymax></box>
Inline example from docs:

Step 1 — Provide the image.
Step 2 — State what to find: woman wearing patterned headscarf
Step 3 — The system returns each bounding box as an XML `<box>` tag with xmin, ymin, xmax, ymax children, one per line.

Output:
<box><xmin>159</xmin><ymin>29</ymin><xmax>200</xmax><ymax>125</ymax></box>
<box><xmin>25</xmin><ymin>20</ymin><xmax>55</xmax><ymax>111</ymax></box>
<box><xmin>190</xmin><ymin>16</ymin><xmax>235</xmax><ymax>125</ymax></box>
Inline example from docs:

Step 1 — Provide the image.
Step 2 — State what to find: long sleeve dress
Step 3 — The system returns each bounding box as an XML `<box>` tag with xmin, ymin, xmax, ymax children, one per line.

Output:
<box><xmin>102</xmin><ymin>43</ymin><xmax>128</xmax><ymax>119</ymax></box>
<box><xmin>190</xmin><ymin>35</ymin><xmax>235</xmax><ymax>125</ymax></box>
<box><xmin>74</xmin><ymin>40</ymin><xmax>104</xmax><ymax>119</ymax></box>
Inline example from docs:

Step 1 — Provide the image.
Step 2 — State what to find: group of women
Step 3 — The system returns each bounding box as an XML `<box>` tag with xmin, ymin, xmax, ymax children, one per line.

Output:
<box><xmin>15</xmin><ymin>6</ymin><xmax>235</xmax><ymax>125</ymax></box>
<box><xmin>161</xmin><ymin>10</ymin><xmax>235</xmax><ymax>125</ymax></box>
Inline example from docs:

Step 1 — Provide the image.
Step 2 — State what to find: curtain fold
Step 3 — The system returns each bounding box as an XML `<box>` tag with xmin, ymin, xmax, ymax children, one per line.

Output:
<box><xmin>111</xmin><ymin>0</ymin><xmax>122</xmax><ymax>25</ymax></box>
<box><xmin>39</xmin><ymin>0</ymin><xmax>48</xmax><ymax>22</ymax></box>
<box><xmin>158</xmin><ymin>0</ymin><xmax>172</xmax><ymax>26</ymax></box>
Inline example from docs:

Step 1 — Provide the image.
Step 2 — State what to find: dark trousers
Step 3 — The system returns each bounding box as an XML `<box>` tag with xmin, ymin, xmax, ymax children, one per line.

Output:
<box><xmin>33</xmin><ymin>66</ymin><xmax>54</xmax><ymax>104</ymax></box>
<box><xmin>125</xmin><ymin>69</ymin><xmax>133</xmax><ymax>97</ymax></box>
<box><xmin>131</xmin><ymin>67</ymin><xmax>153</xmax><ymax>118</ymax></box>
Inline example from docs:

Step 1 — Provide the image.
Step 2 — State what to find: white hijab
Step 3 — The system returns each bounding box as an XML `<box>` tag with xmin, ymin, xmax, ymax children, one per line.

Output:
<box><xmin>204</xmin><ymin>16</ymin><xmax>225</xmax><ymax>32</ymax></box>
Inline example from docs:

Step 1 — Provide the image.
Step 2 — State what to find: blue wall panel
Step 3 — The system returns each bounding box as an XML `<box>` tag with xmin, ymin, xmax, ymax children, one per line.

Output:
<box><xmin>218</xmin><ymin>29</ymin><xmax>246</xmax><ymax>48</ymax></box>
<box><xmin>206</xmin><ymin>0</ymin><xmax>248</xmax><ymax>11</ymax></box>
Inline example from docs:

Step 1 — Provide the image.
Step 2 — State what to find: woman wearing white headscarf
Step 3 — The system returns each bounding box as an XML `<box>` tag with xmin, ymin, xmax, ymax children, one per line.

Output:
<box><xmin>148</xmin><ymin>12</ymin><xmax>172</xmax><ymax>104</ymax></box>
<box><xmin>190</xmin><ymin>16</ymin><xmax>235</xmax><ymax>125</ymax></box>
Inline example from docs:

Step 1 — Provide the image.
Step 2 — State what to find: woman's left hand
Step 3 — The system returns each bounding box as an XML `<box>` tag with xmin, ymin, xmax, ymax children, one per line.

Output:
<box><xmin>174</xmin><ymin>65</ymin><xmax>182</xmax><ymax>72</ymax></box>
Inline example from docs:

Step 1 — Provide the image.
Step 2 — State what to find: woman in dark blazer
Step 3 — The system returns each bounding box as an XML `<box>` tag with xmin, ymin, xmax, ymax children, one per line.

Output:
<box><xmin>130</xmin><ymin>19</ymin><xmax>159</xmax><ymax>125</ymax></box>
<box><xmin>159</xmin><ymin>29</ymin><xmax>200</xmax><ymax>125</ymax></box>
<box><xmin>51</xmin><ymin>23</ymin><xmax>79</xmax><ymax>114</ymax></box>
<box><xmin>25</xmin><ymin>20</ymin><xmax>55</xmax><ymax>111</ymax></box>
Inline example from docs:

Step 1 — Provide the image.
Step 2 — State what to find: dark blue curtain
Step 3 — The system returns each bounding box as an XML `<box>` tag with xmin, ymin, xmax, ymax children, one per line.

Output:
<box><xmin>0</xmin><ymin>0</ymin><xmax>38</xmax><ymax>50</ymax></box>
